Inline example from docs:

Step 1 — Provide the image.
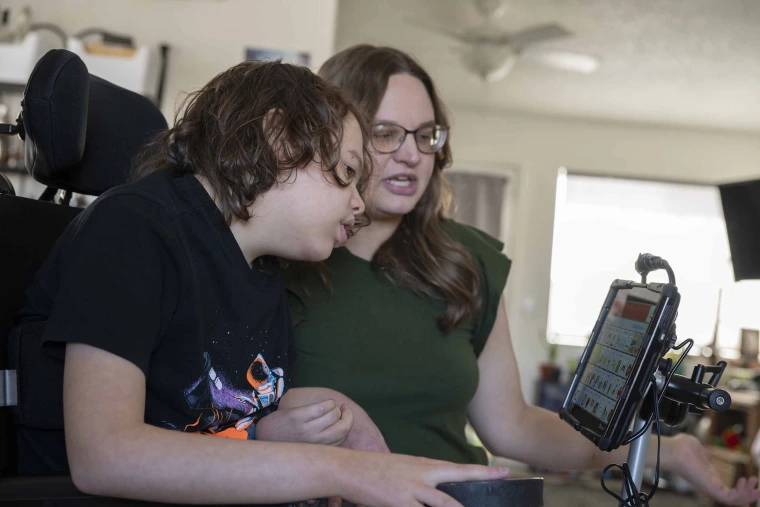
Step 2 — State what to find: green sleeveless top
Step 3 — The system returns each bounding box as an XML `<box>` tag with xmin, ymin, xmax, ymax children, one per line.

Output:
<box><xmin>284</xmin><ymin>220</ymin><xmax>511</xmax><ymax>464</ymax></box>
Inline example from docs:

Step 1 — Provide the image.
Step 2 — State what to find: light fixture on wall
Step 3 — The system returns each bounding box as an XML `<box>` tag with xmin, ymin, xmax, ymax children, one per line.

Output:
<box><xmin>461</xmin><ymin>44</ymin><xmax>517</xmax><ymax>82</ymax></box>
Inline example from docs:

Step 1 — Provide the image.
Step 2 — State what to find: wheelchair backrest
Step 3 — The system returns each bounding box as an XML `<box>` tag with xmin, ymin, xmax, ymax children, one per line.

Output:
<box><xmin>0</xmin><ymin>49</ymin><xmax>167</xmax><ymax>475</ymax></box>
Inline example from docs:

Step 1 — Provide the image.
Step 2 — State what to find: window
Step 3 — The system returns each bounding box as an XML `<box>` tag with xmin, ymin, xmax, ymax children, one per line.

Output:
<box><xmin>547</xmin><ymin>170</ymin><xmax>760</xmax><ymax>357</ymax></box>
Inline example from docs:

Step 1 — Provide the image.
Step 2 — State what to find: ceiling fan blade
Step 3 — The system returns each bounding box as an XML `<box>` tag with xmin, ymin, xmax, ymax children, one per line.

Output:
<box><xmin>520</xmin><ymin>49</ymin><xmax>600</xmax><ymax>74</ymax></box>
<box><xmin>506</xmin><ymin>23</ymin><xmax>572</xmax><ymax>49</ymax></box>
<box><xmin>405</xmin><ymin>17</ymin><xmax>467</xmax><ymax>44</ymax></box>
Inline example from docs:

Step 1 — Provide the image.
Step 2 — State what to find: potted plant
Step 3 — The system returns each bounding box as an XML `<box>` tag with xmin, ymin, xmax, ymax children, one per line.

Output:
<box><xmin>540</xmin><ymin>343</ymin><xmax>562</xmax><ymax>383</ymax></box>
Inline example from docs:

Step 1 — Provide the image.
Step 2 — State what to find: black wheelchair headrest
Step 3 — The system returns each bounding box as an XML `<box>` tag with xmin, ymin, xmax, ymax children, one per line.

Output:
<box><xmin>22</xmin><ymin>49</ymin><xmax>168</xmax><ymax>196</ymax></box>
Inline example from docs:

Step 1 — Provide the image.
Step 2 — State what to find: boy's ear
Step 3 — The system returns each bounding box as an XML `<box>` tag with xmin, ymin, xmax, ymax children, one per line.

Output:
<box><xmin>263</xmin><ymin>108</ymin><xmax>289</xmax><ymax>162</ymax></box>
<box><xmin>264</xmin><ymin>108</ymin><xmax>321</xmax><ymax>177</ymax></box>
<box><xmin>264</xmin><ymin>109</ymin><xmax>299</xmax><ymax>185</ymax></box>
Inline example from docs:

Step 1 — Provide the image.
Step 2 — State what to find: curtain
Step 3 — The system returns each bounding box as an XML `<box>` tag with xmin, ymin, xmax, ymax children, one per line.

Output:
<box><xmin>446</xmin><ymin>171</ymin><xmax>508</xmax><ymax>240</ymax></box>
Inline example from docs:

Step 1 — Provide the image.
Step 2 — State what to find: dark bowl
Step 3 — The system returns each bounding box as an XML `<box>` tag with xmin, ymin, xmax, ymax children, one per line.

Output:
<box><xmin>437</xmin><ymin>477</ymin><xmax>544</xmax><ymax>507</ymax></box>
<box><xmin>288</xmin><ymin>477</ymin><xmax>544</xmax><ymax>507</ymax></box>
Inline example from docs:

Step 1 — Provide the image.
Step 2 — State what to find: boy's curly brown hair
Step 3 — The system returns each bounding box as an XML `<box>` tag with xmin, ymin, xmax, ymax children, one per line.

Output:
<box><xmin>131</xmin><ymin>60</ymin><xmax>372</xmax><ymax>227</ymax></box>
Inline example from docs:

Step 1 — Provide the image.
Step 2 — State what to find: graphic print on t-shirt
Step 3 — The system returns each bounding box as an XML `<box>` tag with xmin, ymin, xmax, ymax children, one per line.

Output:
<box><xmin>170</xmin><ymin>351</ymin><xmax>285</xmax><ymax>439</ymax></box>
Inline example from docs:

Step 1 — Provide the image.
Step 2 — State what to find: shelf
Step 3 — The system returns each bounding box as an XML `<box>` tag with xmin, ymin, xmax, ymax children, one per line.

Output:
<box><xmin>0</xmin><ymin>83</ymin><xmax>25</xmax><ymax>94</ymax></box>
<box><xmin>708</xmin><ymin>445</ymin><xmax>752</xmax><ymax>465</ymax></box>
<box><xmin>1</xmin><ymin>34</ymin><xmax>168</xmax><ymax>108</ymax></box>
<box><xmin>725</xmin><ymin>389</ymin><xmax>760</xmax><ymax>408</ymax></box>
<box><xmin>0</xmin><ymin>165</ymin><xmax>27</xmax><ymax>174</ymax></box>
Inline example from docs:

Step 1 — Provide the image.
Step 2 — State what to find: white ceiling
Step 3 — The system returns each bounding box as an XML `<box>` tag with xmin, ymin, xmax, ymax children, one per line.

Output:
<box><xmin>334</xmin><ymin>0</ymin><xmax>760</xmax><ymax>132</ymax></box>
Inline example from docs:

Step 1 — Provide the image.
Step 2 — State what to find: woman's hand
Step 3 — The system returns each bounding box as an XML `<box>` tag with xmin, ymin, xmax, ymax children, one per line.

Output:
<box><xmin>256</xmin><ymin>398</ymin><xmax>354</xmax><ymax>446</ymax></box>
<box><xmin>668</xmin><ymin>433</ymin><xmax>760</xmax><ymax>506</ymax></box>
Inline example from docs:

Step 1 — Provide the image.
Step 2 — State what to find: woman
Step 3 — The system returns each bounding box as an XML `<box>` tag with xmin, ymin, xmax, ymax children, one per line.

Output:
<box><xmin>285</xmin><ymin>44</ymin><xmax>760</xmax><ymax>505</ymax></box>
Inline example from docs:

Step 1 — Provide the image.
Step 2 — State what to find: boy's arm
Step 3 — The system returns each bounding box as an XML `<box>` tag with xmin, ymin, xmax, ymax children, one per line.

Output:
<box><xmin>272</xmin><ymin>387</ymin><xmax>390</xmax><ymax>453</ymax></box>
<box><xmin>64</xmin><ymin>343</ymin><xmax>339</xmax><ymax>504</ymax></box>
<box><xmin>65</xmin><ymin>342</ymin><xmax>505</xmax><ymax>506</ymax></box>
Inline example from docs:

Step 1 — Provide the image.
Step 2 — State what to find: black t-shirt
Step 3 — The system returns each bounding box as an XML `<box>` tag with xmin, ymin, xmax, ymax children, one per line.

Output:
<box><xmin>18</xmin><ymin>171</ymin><xmax>294</xmax><ymax>472</ymax></box>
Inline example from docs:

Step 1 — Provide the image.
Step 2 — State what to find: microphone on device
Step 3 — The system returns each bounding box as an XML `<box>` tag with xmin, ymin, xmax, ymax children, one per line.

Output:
<box><xmin>635</xmin><ymin>253</ymin><xmax>667</xmax><ymax>276</ymax></box>
<box><xmin>635</xmin><ymin>253</ymin><xmax>676</xmax><ymax>285</ymax></box>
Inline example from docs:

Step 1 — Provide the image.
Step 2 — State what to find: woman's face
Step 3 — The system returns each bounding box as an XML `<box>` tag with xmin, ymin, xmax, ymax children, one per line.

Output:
<box><xmin>367</xmin><ymin>73</ymin><xmax>436</xmax><ymax>220</ymax></box>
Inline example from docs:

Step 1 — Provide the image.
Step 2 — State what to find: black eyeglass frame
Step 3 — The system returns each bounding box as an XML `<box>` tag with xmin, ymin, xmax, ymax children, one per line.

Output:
<box><xmin>370</xmin><ymin>122</ymin><xmax>449</xmax><ymax>154</ymax></box>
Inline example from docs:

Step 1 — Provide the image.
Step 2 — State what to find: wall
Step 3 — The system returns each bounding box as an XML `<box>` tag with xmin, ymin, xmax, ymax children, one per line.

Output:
<box><xmin>2</xmin><ymin>0</ymin><xmax>338</xmax><ymax>119</ymax></box>
<box><xmin>448</xmin><ymin>106</ymin><xmax>760</xmax><ymax>403</ymax></box>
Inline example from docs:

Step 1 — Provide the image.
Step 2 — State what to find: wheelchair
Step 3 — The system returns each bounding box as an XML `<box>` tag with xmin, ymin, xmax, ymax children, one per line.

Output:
<box><xmin>0</xmin><ymin>48</ymin><xmax>172</xmax><ymax>505</ymax></box>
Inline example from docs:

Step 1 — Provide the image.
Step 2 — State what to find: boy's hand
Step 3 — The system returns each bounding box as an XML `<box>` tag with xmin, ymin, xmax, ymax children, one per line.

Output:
<box><xmin>256</xmin><ymin>399</ymin><xmax>354</xmax><ymax>446</ymax></box>
<box><xmin>276</xmin><ymin>386</ymin><xmax>389</xmax><ymax>454</ymax></box>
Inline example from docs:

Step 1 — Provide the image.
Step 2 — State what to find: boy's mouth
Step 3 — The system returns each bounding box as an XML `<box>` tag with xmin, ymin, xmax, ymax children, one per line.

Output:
<box><xmin>336</xmin><ymin>220</ymin><xmax>354</xmax><ymax>246</ymax></box>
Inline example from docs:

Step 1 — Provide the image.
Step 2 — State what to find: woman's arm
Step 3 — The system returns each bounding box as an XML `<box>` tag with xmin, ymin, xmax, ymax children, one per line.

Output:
<box><xmin>467</xmin><ymin>297</ymin><xmax>760</xmax><ymax>505</ymax></box>
<box><xmin>467</xmin><ymin>297</ymin><xmax>605</xmax><ymax>470</ymax></box>
<box><xmin>271</xmin><ymin>387</ymin><xmax>389</xmax><ymax>453</ymax></box>
<box><xmin>65</xmin><ymin>343</ymin><xmax>504</xmax><ymax>506</ymax></box>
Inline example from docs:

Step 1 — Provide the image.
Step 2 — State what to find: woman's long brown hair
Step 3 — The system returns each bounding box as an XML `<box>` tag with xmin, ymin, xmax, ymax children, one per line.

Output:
<box><xmin>319</xmin><ymin>45</ymin><xmax>481</xmax><ymax>333</ymax></box>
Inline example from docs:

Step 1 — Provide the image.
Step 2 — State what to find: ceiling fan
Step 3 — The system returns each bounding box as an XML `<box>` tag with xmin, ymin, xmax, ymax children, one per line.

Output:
<box><xmin>410</xmin><ymin>0</ymin><xmax>600</xmax><ymax>82</ymax></box>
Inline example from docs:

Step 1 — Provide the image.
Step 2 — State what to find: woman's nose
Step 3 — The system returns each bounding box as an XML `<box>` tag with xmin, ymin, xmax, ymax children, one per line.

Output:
<box><xmin>392</xmin><ymin>133</ymin><xmax>421</xmax><ymax>166</ymax></box>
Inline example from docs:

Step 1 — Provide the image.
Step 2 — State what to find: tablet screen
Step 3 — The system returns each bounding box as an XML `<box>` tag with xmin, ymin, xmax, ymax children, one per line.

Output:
<box><xmin>570</xmin><ymin>288</ymin><xmax>658</xmax><ymax>426</ymax></box>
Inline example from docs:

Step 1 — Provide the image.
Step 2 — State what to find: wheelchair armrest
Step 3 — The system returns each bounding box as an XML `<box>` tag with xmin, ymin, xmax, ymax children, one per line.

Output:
<box><xmin>0</xmin><ymin>475</ymin><xmax>331</xmax><ymax>505</ymax></box>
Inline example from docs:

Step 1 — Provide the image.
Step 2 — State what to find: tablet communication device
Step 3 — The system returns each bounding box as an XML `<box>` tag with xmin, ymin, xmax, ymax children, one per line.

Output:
<box><xmin>559</xmin><ymin>280</ymin><xmax>680</xmax><ymax>451</ymax></box>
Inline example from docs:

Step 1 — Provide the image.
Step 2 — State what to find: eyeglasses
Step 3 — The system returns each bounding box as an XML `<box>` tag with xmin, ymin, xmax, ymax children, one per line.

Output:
<box><xmin>370</xmin><ymin>122</ymin><xmax>448</xmax><ymax>155</ymax></box>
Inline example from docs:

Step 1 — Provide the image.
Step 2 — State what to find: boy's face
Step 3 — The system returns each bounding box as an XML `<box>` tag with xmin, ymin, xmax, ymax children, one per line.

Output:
<box><xmin>270</xmin><ymin>114</ymin><xmax>366</xmax><ymax>261</ymax></box>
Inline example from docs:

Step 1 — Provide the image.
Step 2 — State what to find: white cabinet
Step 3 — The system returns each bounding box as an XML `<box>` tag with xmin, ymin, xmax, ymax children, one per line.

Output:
<box><xmin>65</xmin><ymin>38</ymin><xmax>162</xmax><ymax>102</ymax></box>
<box><xmin>0</xmin><ymin>31</ymin><xmax>61</xmax><ymax>86</ymax></box>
